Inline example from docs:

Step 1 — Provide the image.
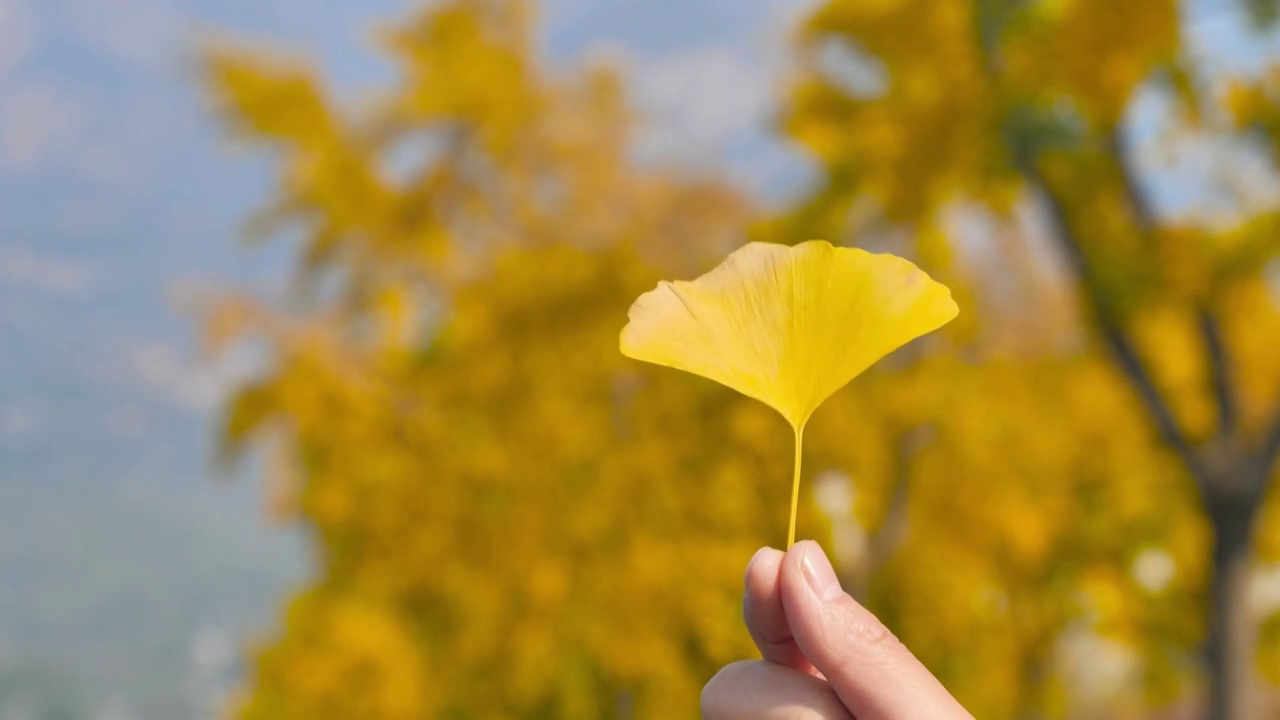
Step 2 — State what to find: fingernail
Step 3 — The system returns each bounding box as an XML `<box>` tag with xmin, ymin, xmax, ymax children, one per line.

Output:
<box><xmin>800</xmin><ymin>542</ymin><xmax>844</xmax><ymax>600</ymax></box>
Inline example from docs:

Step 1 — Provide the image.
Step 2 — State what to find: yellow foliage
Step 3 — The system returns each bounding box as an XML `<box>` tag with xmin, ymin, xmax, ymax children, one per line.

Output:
<box><xmin>204</xmin><ymin>0</ymin><xmax>1280</xmax><ymax>718</ymax></box>
<box><xmin>780</xmin><ymin>0</ymin><xmax>1280</xmax><ymax>715</ymax></box>
<box><xmin>235</xmin><ymin>592</ymin><xmax>431</xmax><ymax>719</ymax></box>
<box><xmin>787</xmin><ymin>0</ymin><xmax>1004</xmax><ymax>221</ymax></box>
<box><xmin>1005</xmin><ymin>0</ymin><xmax>1178</xmax><ymax>124</ymax></box>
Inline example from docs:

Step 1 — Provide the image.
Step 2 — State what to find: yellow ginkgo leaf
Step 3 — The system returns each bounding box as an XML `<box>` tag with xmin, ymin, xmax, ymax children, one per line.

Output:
<box><xmin>620</xmin><ymin>240</ymin><xmax>958</xmax><ymax>546</ymax></box>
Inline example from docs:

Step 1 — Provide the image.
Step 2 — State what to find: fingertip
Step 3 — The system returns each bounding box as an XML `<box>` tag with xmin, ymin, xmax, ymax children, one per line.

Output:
<box><xmin>783</xmin><ymin>539</ymin><xmax>822</xmax><ymax>567</ymax></box>
<box><xmin>745</xmin><ymin>546</ymin><xmax>783</xmax><ymax>587</ymax></box>
<box><xmin>779</xmin><ymin>540</ymin><xmax>829</xmax><ymax>601</ymax></box>
<box><xmin>786</xmin><ymin>539</ymin><xmax>822</xmax><ymax>558</ymax></box>
<box><xmin>779</xmin><ymin>540</ymin><xmax>877</xmax><ymax>648</ymax></box>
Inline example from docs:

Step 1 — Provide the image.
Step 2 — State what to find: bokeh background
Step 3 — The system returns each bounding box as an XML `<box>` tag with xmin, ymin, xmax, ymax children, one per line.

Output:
<box><xmin>7</xmin><ymin>0</ymin><xmax>1280</xmax><ymax>718</ymax></box>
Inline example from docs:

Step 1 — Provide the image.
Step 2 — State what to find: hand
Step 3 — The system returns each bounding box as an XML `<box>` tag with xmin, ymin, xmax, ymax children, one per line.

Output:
<box><xmin>701</xmin><ymin>541</ymin><xmax>973</xmax><ymax>720</ymax></box>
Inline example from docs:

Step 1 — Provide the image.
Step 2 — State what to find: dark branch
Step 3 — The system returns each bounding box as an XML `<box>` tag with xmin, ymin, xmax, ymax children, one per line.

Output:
<box><xmin>1199</xmin><ymin>310</ymin><xmax>1237</xmax><ymax>437</ymax></box>
<box><xmin>847</xmin><ymin>429</ymin><xmax>919</xmax><ymax>601</ymax></box>
<box><xmin>1107</xmin><ymin>127</ymin><xmax>1157</xmax><ymax>236</ymax></box>
<box><xmin>866</xmin><ymin>432</ymin><xmax>916</xmax><ymax>571</ymax></box>
<box><xmin>1260</xmin><ymin>403</ymin><xmax>1280</xmax><ymax>484</ymax></box>
<box><xmin>1010</xmin><ymin>139</ymin><xmax>1210</xmax><ymax>497</ymax></box>
<box><xmin>1109</xmin><ymin>126</ymin><xmax>1239</xmax><ymax>444</ymax></box>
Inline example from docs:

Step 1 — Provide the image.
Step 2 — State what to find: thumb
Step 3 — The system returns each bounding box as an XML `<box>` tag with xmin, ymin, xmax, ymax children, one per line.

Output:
<box><xmin>778</xmin><ymin>541</ymin><xmax>972</xmax><ymax>720</ymax></box>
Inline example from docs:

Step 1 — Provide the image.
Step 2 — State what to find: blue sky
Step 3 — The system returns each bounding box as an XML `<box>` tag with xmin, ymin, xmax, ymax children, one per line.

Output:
<box><xmin>0</xmin><ymin>0</ymin><xmax>821</xmax><ymax>516</ymax></box>
<box><xmin>1</xmin><ymin>0</ymin><xmax>1279</xmax><ymax>716</ymax></box>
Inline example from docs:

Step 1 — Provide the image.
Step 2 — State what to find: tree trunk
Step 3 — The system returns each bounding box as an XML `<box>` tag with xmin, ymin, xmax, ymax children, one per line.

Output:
<box><xmin>1205</xmin><ymin>494</ymin><xmax>1258</xmax><ymax>720</ymax></box>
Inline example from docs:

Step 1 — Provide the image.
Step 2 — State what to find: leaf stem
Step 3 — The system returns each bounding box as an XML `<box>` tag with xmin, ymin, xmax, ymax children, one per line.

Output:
<box><xmin>787</xmin><ymin>425</ymin><xmax>805</xmax><ymax>548</ymax></box>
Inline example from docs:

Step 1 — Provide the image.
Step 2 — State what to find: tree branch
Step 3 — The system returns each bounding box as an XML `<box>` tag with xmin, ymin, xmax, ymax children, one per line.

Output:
<box><xmin>865</xmin><ymin>432</ymin><xmax>916</xmax><ymax>574</ymax></box>
<box><xmin>1010</xmin><ymin>139</ymin><xmax>1210</xmax><ymax>497</ymax></box>
<box><xmin>1107</xmin><ymin>128</ymin><xmax>1157</xmax><ymax>236</ymax></box>
<box><xmin>1259</xmin><ymin>402</ymin><xmax>1280</xmax><ymax>485</ymax></box>
<box><xmin>1107</xmin><ymin>126</ymin><xmax>1239</xmax><ymax>442</ymax></box>
<box><xmin>1199</xmin><ymin>309</ymin><xmax>1238</xmax><ymax>437</ymax></box>
<box><xmin>847</xmin><ymin>428</ymin><xmax>920</xmax><ymax>601</ymax></box>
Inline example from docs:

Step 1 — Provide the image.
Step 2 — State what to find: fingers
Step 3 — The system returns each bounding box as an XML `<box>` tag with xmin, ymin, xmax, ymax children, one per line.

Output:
<box><xmin>743</xmin><ymin>547</ymin><xmax>814</xmax><ymax>673</ymax></box>
<box><xmin>702</xmin><ymin>660</ymin><xmax>853</xmax><ymax>720</ymax></box>
<box><xmin>778</xmin><ymin>541</ymin><xmax>973</xmax><ymax>720</ymax></box>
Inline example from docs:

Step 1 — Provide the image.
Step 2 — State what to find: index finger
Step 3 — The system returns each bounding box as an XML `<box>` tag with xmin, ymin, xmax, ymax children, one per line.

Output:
<box><xmin>744</xmin><ymin>546</ymin><xmax>815</xmax><ymax>673</ymax></box>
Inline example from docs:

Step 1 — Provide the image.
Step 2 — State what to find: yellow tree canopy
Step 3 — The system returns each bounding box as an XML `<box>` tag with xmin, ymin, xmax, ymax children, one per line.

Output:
<box><xmin>204</xmin><ymin>0</ymin><xmax>1280</xmax><ymax>717</ymax></box>
<box><xmin>782</xmin><ymin>0</ymin><xmax>1280</xmax><ymax>715</ymax></box>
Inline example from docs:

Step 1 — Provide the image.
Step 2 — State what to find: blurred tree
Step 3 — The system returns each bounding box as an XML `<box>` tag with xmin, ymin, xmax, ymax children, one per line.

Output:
<box><xmin>202</xmin><ymin>2</ymin><xmax>772</xmax><ymax>717</ymax></box>
<box><xmin>781</xmin><ymin>0</ymin><xmax>1280</xmax><ymax>717</ymax></box>
<box><xmin>203</xmin><ymin>0</ymin><xmax>1280</xmax><ymax>718</ymax></box>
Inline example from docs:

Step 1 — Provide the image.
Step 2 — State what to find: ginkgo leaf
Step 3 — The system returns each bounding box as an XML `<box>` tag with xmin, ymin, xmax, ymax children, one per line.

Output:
<box><xmin>620</xmin><ymin>240</ymin><xmax>958</xmax><ymax>429</ymax></box>
<box><xmin>619</xmin><ymin>239</ymin><xmax>958</xmax><ymax>545</ymax></box>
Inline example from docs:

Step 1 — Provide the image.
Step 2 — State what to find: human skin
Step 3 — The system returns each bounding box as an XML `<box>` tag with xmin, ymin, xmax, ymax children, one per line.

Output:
<box><xmin>701</xmin><ymin>541</ymin><xmax>974</xmax><ymax>720</ymax></box>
